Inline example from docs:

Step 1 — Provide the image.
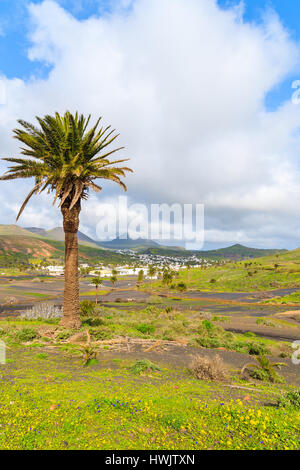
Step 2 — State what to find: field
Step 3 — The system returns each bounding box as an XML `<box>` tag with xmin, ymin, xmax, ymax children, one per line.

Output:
<box><xmin>0</xmin><ymin>251</ymin><xmax>299</xmax><ymax>450</ymax></box>
<box><xmin>145</xmin><ymin>248</ymin><xmax>300</xmax><ymax>293</ymax></box>
<box><xmin>0</xmin><ymin>348</ymin><xmax>299</xmax><ymax>450</ymax></box>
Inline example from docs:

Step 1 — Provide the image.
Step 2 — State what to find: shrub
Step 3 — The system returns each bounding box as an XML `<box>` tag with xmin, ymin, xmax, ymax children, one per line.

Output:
<box><xmin>241</xmin><ymin>354</ymin><xmax>287</xmax><ymax>383</ymax></box>
<box><xmin>247</xmin><ymin>342</ymin><xmax>269</xmax><ymax>356</ymax></box>
<box><xmin>21</xmin><ymin>303</ymin><xmax>62</xmax><ymax>320</ymax></box>
<box><xmin>16</xmin><ymin>327</ymin><xmax>37</xmax><ymax>342</ymax></box>
<box><xmin>202</xmin><ymin>320</ymin><xmax>214</xmax><ymax>331</ymax></box>
<box><xmin>278</xmin><ymin>390</ymin><xmax>300</xmax><ymax>409</ymax></box>
<box><xmin>80</xmin><ymin>301</ymin><xmax>96</xmax><ymax>317</ymax></box>
<box><xmin>56</xmin><ymin>329</ymin><xmax>73</xmax><ymax>340</ymax></box>
<box><xmin>165</xmin><ymin>306</ymin><xmax>173</xmax><ymax>314</ymax></box>
<box><xmin>81</xmin><ymin>345</ymin><xmax>98</xmax><ymax>367</ymax></box>
<box><xmin>82</xmin><ymin>317</ymin><xmax>104</xmax><ymax>327</ymax></box>
<box><xmin>135</xmin><ymin>324</ymin><xmax>155</xmax><ymax>335</ymax></box>
<box><xmin>189</xmin><ymin>354</ymin><xmax>227</xmax><ymax>382</ymax></box>
<box><xmin>129</xmin><ymin>359</ymin><xmax>161</xmax><ymax>375</ymax></box>
<box><xmin>244</xmin><ymin>331</ymin><xmax>256</xmax><ymax>338</ymax></box>
<box><xmin>177</xmin><ymin>282</ymin><xmax>187</xmax><ymax>292</ymax></box>
<box><xmin>90</xmin><ymin>326</ymin><xmax>113</xmax><ymax>341</ymax></box>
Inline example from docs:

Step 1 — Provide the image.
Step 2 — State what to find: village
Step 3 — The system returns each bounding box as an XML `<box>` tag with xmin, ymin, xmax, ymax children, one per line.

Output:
<box><xmin>43</xmin><ymin>252</ymin><xmax>214</xmax><ymax>277</ymax></box>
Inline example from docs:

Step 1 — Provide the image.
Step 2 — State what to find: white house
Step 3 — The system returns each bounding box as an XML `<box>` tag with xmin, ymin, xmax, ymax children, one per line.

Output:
<box><xmin>46</xmin><ymin>266</ymin><xmax>64</xmax><ymax>276</ymax></box>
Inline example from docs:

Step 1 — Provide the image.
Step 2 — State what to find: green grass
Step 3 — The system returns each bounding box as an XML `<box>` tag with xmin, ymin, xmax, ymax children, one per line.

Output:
<box><xmin>142</xmin><ymin>250</ymin><xmax>300</xmax><ymax>293</ymax></box>
<box><xmin>263</xmin><ymin>291</ymin><xmax>300</xmax><ymax>305</ymax></box>
<box><xmin>0</xmin><ymin>350</ymin><xmax>298</xmax><ymax>450</ymax></box>
<box><xmin>0</xmin><ymin>304</ymin><xmax>291</xmax><ymax>357</ymax></box>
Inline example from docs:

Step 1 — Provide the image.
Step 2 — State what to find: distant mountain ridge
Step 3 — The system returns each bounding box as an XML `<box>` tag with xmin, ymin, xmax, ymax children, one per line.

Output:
<box><xmin>24</xmin><ymin>227</ymin><xmax>166</xmax><ymax>250</ymax></box>
<box><xmin>0</xmin><ymin>225</ymin><xmax>288</xmax><ymax>262</ymax></box>
<box><xmin>0</xmin><ymin>225</ymin><xmax>131</xmax><ymax>266</ymax></box>
<box><xmin>142</xmin><ymin>243</ymin><xmax>287</xmax><ymax>259</ymax></box>
<box><xmin>25</xmin><ymin>226</ymin><xmax>100</xmax><ymax>248</ymax></box>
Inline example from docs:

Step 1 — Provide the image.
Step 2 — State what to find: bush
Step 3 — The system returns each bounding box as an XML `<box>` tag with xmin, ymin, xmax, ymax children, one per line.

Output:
<box><xmin>129</xmin><ymin>359</ymin><xmax>161</xmax><ymax>375</ymax></box>
<box><xmin>21</xmin><ymin>303</ymin><xmax>62</xmax><ymax>320</ymax></box>
<box><xmin>165</xmin><ymin>306</ymin><xmax>173</xmax><ymax>314</ymax></box>
<box><xmin>82</xmin><ymin>317</ymin><xmax>104</xmax><ymax>327</ymax></box>
<box><xmin>56</xmin><ymin>329</ymin><xmax>73</xmax><ymax>340</ymax></box>
<box><xmin>16</xmin><ymin>327</ymin><xmax>37</xmax><ymax>342</ymax></box>
<box><xmin>278</xmin><ymin>390</ymin><xmax>300</xmax><ymax>409</ymax></box>
<box><xmin>80</xmin><ymin>301</ymin><xmax>96</xmax><ymax>317</ymax></box>
<box><xmin>177</xmin><ymin>282</ymin><xmax>187</xmax><ymax>292</ymax></box>
<box><xmin>189</xmin><ymin>354</ymin><xmax>227</xmax><ymax>382</ymax></box>
<box><xmin>247</xmin><ymin>342</ymin><xmax>269</xmax><ymax>356</ymax></box>
<box><xmin>90</xmin><ymin>326</ymin><xmax>113</xmax><ymax>341</ymax></box>
<box><xmin>202</xmin><ymin>320</ymin><xmax>214</xmax><ymax>331</ymax></box>
<box><xmin>135</xmin><ymin>324</ymin><xmax>155</xmax><ymax>335</ymax></box>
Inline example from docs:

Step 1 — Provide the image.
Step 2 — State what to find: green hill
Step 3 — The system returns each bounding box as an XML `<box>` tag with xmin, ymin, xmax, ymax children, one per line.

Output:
<box><xmin>142</xmin><ymin>244</ymin><xmax>286</xmax><ymax>260</ymax></box>
<box><xmin>99</xmin><ymin>237</ymin><xmax>162</xmax><ymax>250</ymax></box>
<box><xmin>0</xmin><ymin>224</ymin><xmax>41</xmax><ymax>238</ymax></box>
<box><xmin>25</xmin><ymin>226</ymin><xmax>101</xmax><ymax>249</ymax></box>
<box><xmin>0</xmin><ymin>225</ymin><xmax>131</xmax><ymax>267</ymax></box>
<box><xmin>197</xmin><ymin>244</ymin><xmax>287</xmax><ymax>260</ymax></box>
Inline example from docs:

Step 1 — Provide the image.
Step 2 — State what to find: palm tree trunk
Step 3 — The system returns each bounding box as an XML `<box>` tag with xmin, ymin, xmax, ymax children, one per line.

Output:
<box><xmin>59</xmin><ymin>200</ymin><xmax>82</xmax><ymax>329</ymax></box>
<box><xmin>95</xmin><ymin>287</ymin><xmax>98</xmax><ymax>305</ymax></box>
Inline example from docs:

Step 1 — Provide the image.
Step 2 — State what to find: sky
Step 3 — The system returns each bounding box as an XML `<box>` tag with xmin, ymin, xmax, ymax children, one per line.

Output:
<box><xmin>1</xmin><ymin>0</ymin><xmax>300</xmax><ymax>249</ymax></box>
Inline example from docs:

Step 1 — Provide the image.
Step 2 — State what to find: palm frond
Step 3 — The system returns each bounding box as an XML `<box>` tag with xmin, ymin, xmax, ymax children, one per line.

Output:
<box><xmin>0</xmin><ymin>111</ymin><xmax>132</xmax><ymax>215</ymax></box>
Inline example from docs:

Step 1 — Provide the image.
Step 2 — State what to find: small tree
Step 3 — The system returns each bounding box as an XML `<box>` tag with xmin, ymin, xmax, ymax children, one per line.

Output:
<box><xmin>147</xmin><ymin>265</ymin><xmax>156</xmax><ymax>292</ymax></box>
<box><xmin>162</xmin><ymin>270</ymin><xmax>173</xmax><ymax>287</ymax></box>
<box><xmin>90</xmin><ymin>276</ymin><xmax>103</xmax><ymax>304</ymax></box>
<box><xmin>110</xmin><ymin>275</ymin><xmax>117</xmax><ymax>289</ymax></box>
<box><xmin>241</xmin><ymin>354</ymin><xmax>287</xmax><ymax>383</ymax></box>
<box><xmin>186</xmin><ymin>263</ymin><xmax>192</xmax><ymax>283</ymax></box>
<box><xmin>137</xmin><ymin>270</ymin><xmax>144</xmax><ymax>287</ymax></box>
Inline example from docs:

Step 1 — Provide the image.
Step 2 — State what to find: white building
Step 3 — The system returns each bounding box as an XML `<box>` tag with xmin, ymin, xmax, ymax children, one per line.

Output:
<box><xmin>46</xmin><ymin>266</ymin><xmax>64</xmax><ymax>276</ymax></box>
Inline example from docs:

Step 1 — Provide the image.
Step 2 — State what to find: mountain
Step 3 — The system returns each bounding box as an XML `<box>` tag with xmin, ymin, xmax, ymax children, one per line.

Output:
<box><xmin>197</xmin><ymin>244</ymin><xmax>287</xmax><ymax>260</ymax></box>
<box><xmin>0</xmin><ymin>225</ymin><xmax>131</xmax><ymax>266</ymax></box>
<box><xmin>0</xmin><ymin>225</ymin><xmax>287</xmax><ymax>265</ymax></box>
<box><xmin>98</xmin><ymin>237</ymin><xmax>162</xmax><ymax>250</ymax></box>
<box><xmin>25</xmin><ymin>226</ymin><xmax>100</xmax><ymax>249</ymax></box>
<box><xmin>0</xmin><ymin>224</ymin><xmax>41</xmax><ymax>238</ymax></box>
<box><xmin>24</xmin><ymin>227</ymin><xmax>47</xmax><ymax>237</ymax></box>
<box><xmin>142</xmin><ymin>243</ymin><xmax>286</xmax><ymax>260</ymax></box>
<box><xmin>25</xmin><ymin>228</ymin><xmax>183</xmax><ymax>251</ymax></box>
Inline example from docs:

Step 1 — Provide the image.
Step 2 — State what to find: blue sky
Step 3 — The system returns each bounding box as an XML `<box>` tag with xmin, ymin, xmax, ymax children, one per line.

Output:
<box><xmin>218</xmin><ymin>0</ymin><xmax>300</xmax><ymax>110</ymax></box>
<box><xmin>0</xmin><ymin>0</ymin><xmax>299</xmax><ymax>109</ymax></box>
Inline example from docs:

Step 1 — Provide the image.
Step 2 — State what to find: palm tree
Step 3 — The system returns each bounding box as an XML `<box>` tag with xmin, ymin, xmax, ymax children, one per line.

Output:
<box><xmin>110</xmin><ymin>275</ymin><xmax>117</xmax><ymax>289</ymax></box>
<box><xmin>148</xmin><ymin>265</ymin><xmax>156</xmax><ymax>292</ymax></box>
<box><xmin>0</xmin><ymin>111</ymin><xmax>132</xmax><ymax>329</ymax></box>
<box><xmin>90</xmin><ymin>276</ymin><xmax>103</xmax><ymax>304</ymax></box>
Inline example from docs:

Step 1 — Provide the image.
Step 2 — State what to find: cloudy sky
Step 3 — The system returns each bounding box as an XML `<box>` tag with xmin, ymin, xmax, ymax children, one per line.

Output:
<box><xmin>1</xmin><ymin>0</ymin><xmax>300</xmax><ymax>249</ymax></box>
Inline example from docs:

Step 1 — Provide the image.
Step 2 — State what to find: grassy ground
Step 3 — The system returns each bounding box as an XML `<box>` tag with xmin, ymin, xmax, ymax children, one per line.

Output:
<box><xmin>0</xmin><ymin>303</ymin><xmax>293</xmax><ymax>358</ymax></box>
<box><xmin>0</xmin><ymin>348</ymin><xmax>299</xmax><ymax>450</ymax></box>
<box><xmin>144</xmin><ymin>249</ymin><xmax>300</xmax><ymax>293</ymax></box>
<box><xmin>0</xmin><ymin>249</ymin><xmax>299</xmax><ymax>450</ymax></box>
<box><xmin>263</xmin><ymin>291</ymin><xmax>300</xmax><ymax>305</ymax></box>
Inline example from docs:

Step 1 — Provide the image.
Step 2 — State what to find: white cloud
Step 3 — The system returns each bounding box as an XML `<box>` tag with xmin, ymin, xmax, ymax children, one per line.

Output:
<box><xmin>0</xmin><ymin>0</ymin><xmax>300</xmax><ymax>248</ymax></box>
